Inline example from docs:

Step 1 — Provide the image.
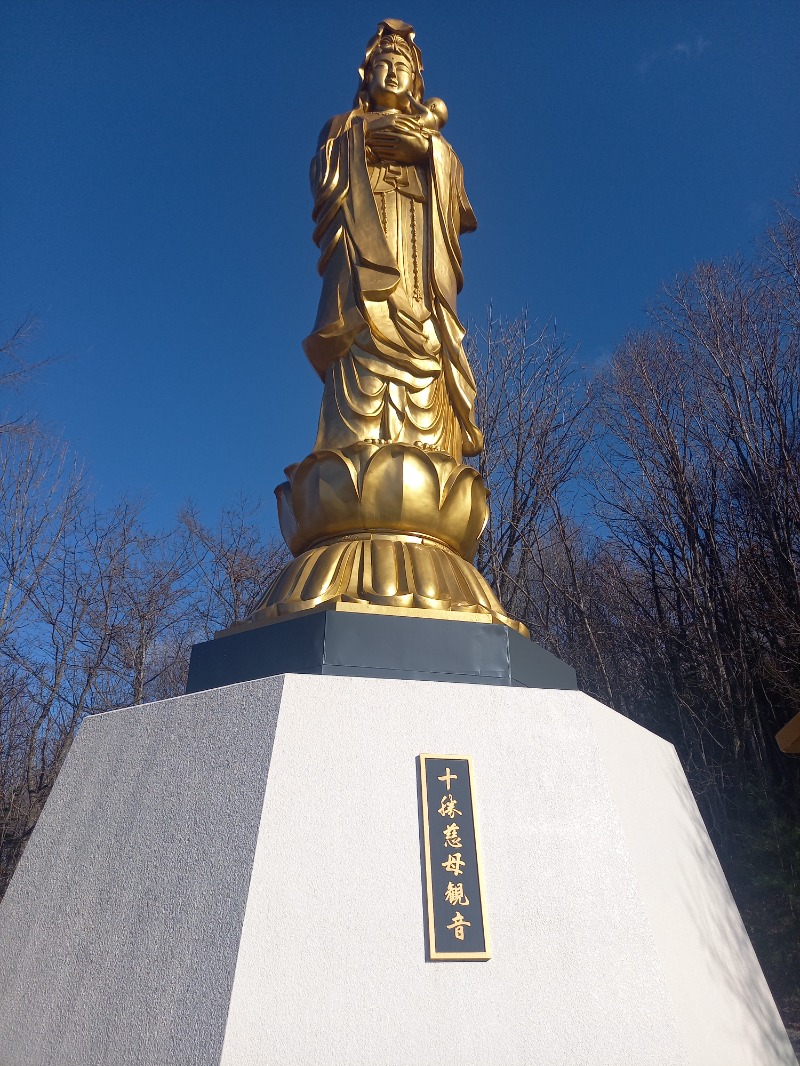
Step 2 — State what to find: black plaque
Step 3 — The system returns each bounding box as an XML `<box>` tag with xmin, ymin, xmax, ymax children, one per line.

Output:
<box><xmin>419</xmin><ymin>755</ymin><xmax>489</xmax><ymax>960</ymax></box>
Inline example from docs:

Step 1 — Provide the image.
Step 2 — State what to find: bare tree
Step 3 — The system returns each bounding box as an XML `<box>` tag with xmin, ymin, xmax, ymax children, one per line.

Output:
<box><xmin>592</xmin><ymin>233</ymin><xmax>800</xmax><ymax>792</ymax></box>
<box><xmin>0</xmin><ymin>430</ymin><xmax>92</xmax><ymax>888</ymax></box>
<box><xmin>0</xmin><ymin>440</ymin><xmax>290</xmax><ymax>896</ymax></box>
<box><xmin>179</xmin><ymin>498</ymin><xmax>289</xmax><ymax>639</ymax></box>
<box><xmin>467</xmin><ymin>310</ymin><xmax>590</xmax><ymax>616</ymax></box>
<box><xmin>0</xmin><ymin>316</ymin><xmax>59</xmax><ymax>435</ymax></box>
<box><xmin>464</xmin><ymin>311</ymin><xmax>622</xmax><ymax>702</ymax></box>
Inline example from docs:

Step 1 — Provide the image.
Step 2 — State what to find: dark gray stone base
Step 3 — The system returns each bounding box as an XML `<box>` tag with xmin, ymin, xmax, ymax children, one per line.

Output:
<box><xmin>185</xmin><ymin>610</ymin><xmax>577</xmax><ymax>694</ymax></box>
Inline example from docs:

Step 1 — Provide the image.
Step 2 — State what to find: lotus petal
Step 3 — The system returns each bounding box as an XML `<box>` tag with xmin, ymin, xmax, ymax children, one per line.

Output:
<box><xmin>275</xmin><ymin>443</ymin><xmax>491</xmax><ymax>562</ymax></box>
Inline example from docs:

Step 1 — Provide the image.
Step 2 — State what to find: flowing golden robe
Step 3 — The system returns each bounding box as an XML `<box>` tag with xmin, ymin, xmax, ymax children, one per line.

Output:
<box><xmin>303</xmin><ymin>109</ymin><xmax>482</xmax><ymax>463</ymax></box>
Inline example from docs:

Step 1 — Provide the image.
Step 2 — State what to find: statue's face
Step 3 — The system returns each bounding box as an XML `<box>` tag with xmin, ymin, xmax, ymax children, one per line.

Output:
<box><xmin>366</xmin><ymin>49</ymin><xmax>413</xmax><ymax>108</ymax></box>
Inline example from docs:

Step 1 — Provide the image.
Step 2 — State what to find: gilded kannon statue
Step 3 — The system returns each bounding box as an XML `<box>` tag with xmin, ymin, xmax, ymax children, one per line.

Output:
<box><xmin>239</xmin><ymin>19</ymin><xmax>526</xmax><ymax>635</ymax></box>
<box><xmin>305</xmin><ymin>19</ymin><xmax>481</xmax><ymax>464</ymax></box>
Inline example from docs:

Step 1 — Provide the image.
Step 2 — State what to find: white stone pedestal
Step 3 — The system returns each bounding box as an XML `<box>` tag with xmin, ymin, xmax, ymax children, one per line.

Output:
<box><xmin>0</xmin><ymin>674</ymin><xmax>795</xmax><ymax>1065</ymax></box>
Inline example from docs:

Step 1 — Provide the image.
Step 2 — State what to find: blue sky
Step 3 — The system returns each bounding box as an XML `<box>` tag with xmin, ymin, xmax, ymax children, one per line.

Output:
<box><xmin>2</xmin><ymin>0</ymin><xmax>799</xmax><ymax>533</ymax></box>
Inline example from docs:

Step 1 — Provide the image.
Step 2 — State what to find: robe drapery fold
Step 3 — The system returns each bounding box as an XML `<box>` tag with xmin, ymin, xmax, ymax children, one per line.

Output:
<box><xmin>303</xmin><ymin>109</ymin><xmax>483</xmax><ymax>462</ymax></box>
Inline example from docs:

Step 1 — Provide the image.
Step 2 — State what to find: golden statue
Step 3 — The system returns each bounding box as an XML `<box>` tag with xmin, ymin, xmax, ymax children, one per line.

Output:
<box><xmin>305</xmin><ymin>20</ymin><xmax>481</xmax><ymax>464</ymax></box>
<box><xmin>241</xmin><ymin>19</ymin><xmax>526</xmax><ymax>636</ymax></box>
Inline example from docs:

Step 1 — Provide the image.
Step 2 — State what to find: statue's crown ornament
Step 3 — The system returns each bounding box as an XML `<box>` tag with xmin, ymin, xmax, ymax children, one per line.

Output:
<box><xmin>374</xmin><ymin>34</ymin><xmax>414</xmax><ymax>60</ymax></box>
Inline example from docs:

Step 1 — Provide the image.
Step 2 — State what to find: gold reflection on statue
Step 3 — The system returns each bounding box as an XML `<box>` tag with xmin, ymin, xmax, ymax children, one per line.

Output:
<box><xmin>240</xmin><ymin>18</ymin><xmax>527</xmax><ymax>636</ymax></box>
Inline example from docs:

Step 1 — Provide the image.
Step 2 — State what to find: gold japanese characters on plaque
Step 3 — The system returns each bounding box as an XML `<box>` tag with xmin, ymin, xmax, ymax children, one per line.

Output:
<box><xmin>419</xmin><ymin>755</ymin><xmax>489</xmax><ymax>960</ymax></box>
<box><xmin>237</xmin><ymin>18</ymin><xmax>525</xmax><ymax>636</ymax></box>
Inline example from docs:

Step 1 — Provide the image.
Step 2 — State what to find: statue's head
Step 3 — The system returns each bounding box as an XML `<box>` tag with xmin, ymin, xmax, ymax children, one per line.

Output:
<box><xmin>355</xmin><ymin>18</ymin><xmax>424</xmax><ymax>110</ymax></box>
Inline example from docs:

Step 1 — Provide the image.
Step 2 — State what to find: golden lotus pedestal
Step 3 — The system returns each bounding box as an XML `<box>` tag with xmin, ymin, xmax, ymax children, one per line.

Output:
<box><xmin>247</xmin><ymin>532</ymin><xmax>525</xmax><ymax>633</ymax></box>
<box><xmin>237</xmin><ymin>442</ymin><xmax>528</xmax><ymax>638</ymax></box>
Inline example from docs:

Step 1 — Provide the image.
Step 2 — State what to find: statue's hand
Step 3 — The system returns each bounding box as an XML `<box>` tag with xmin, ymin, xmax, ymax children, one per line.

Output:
<box><xmin>366</xmin><ymin>115</ymin><xmax>429</xmax><ymax>165</ymax></box>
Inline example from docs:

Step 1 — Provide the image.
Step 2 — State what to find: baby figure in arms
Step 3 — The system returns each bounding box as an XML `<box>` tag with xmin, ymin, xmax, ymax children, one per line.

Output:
<box><xmin>405</xmin><ymin>94</ymin><xmax>448</xmax><ymax>132</ymax></box>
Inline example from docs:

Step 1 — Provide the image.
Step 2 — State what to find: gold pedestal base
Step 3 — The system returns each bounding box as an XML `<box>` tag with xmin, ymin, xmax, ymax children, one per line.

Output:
<box><xmin>245</xmin><ymin>533</ymin><xmax>529</xmax><ymax>637</ymax></box>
